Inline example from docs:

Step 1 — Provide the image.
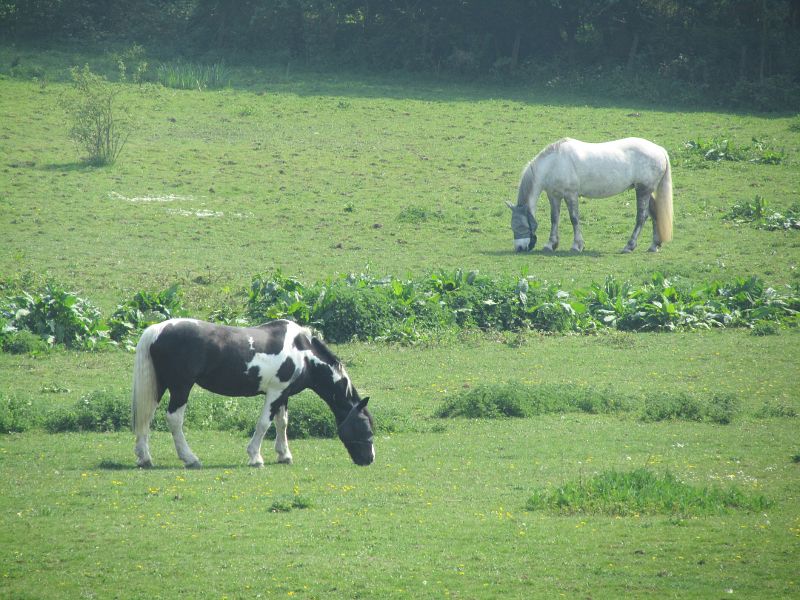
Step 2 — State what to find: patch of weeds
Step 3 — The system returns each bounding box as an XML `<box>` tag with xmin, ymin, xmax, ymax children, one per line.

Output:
<box><xmin>396</xmin><ymin>205</ymin><xmax>444</xmax><ymax>223</ymax></box>
<box><xmin>792</xmin><ymin>453</ymin><xmax>800</xmax><ymax>464</ymax></box>
<box><xmin>681</xmin><ymin>137</ymin><xmax>786</xmax><ymax>166</ymax></box>
<box><xmin>726</xmin><ymin>196</ymin><xmax>800</xmax><ymax>231</ymax></box>
<box><xmin>44</xmin><ymin>390</ymin><xmax>129</xmax><ymax>433</ymax></box>
<box><xmin>754</xmin><ymin>401</ymin><xmax>797</xmax><ymax>419</ymax></box>
<box><xmin>525</xmin><ymin>468</ymin><xmax>771</xmax><ymax>516</ymax></box>
<box><xmin>269</xmin><ymin>496</ymin><xmax>313</xmax><ymax>513</ymax></box>
<box><xmin>751</xmin><ymin>320</ymin><xmax>780</xmax><ymax>336</ymax></box>
<box><xmin>435</xmin><ymin>382</ymin><xmax>631</xmax><ymax>419</ymax></box>
<box><xmin>641</xmin><ymin>391</ymin><xmax>739</xmax><ymax>424</ymax></box>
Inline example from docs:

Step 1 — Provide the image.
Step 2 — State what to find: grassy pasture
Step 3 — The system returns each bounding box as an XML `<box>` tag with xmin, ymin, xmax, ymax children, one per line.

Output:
<box><xmin>1</xmin><ymin>52</ymin><xmax>799</xmax><ymax>598</ymax></box>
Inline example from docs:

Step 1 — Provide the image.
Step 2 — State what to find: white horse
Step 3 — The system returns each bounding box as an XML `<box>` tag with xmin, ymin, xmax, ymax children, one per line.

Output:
<box><xmin>506</xmin><ymin>137</ymin><xmax>673</xmax><ymax>253</ymax></box>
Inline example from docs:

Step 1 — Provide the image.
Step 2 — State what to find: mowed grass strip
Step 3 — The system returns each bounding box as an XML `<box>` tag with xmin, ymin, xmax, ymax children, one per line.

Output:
<box><xmin>525</xmin><ymin>468</ymin><xmax>772</xmax><ymax>516</ymax></box>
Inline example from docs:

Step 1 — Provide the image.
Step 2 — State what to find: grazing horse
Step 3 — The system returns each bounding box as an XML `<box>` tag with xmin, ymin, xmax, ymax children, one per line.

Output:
<box><xmin>506</xmin><ymin>137</ymin><xmax>673</xmax><ymax>253</ymax></box>
<box><xmin>132</xmin><ymin>318</ymin><xmax>375</xmax><ymax>468</ymax></box>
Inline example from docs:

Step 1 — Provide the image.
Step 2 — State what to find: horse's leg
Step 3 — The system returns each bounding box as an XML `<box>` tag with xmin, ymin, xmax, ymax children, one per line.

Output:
<box><xmin>565</xmin><ymin>193</ymin><xmax>584</xmax><ymax>252</ymax></box>
<box><xmin>542</xmin><ymin>193</ymin><xmax>561</xmax><ymax>252</ymax></box>
<box><xmin>273</xmin><ymin>404</ymin><xmax>293</xmax><ymax>465</ymax></box>
<box><xmin>165</xmin><ymin>386</ymin><xmax>202</xmax><ymax>469</ymax></box>
<box><xmin>623</xmin><ymin>186</ymin><xmax>652</xmax><ymax>253</ymax></box>
<box><xmin>647</xmin><ymin>200</ymin><xmax>661</xmax><ymax>252</ymax></box>
<box><xmin>247</xmin><ymin>390</ymin><xmax>283</xmax><ymax>467</ymax></box>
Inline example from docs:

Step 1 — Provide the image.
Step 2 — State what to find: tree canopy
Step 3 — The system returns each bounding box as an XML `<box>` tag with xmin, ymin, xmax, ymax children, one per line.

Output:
<box><xmin>2</xmin><ymin>1</ymin><xmax>798</xmax><ymax>109</ymax></box>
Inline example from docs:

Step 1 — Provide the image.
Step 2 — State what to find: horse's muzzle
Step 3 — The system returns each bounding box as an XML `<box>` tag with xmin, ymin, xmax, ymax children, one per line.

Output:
<box><xmin>514</xmin><ymin>235</ymin><xmax>537</xmax><ymax>252</ymax></box>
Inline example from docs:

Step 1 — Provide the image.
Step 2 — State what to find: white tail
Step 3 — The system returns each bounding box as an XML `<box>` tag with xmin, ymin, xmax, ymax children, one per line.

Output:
<box><xmin>653</xmin><ymin>153</ymin><xmax>673</xmax><ymax>243</ymax></box>
<box><xmin>132</xmin><ymin>325</ymin><xmax>161</xmax><ymax>436</ymax></box>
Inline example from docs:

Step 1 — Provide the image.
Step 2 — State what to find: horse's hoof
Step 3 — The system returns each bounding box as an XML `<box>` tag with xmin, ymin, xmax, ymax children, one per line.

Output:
<box><xmin>185</xmin><ymin>460</ymin><xmax>202</xmax><ymax>469</ymax></box>
<box><xmin>249</xmin><ymin>461</ymin><xmax>264</xmax><ymax>468</ymax></box>
<box><xmin>571</xmin><ymin>244</ymin><xmax>584</xmax><ymax>253</ymax></box>
<box><xmin>621</xmin><ymin>247</ymin><xmax>634</xmax><ymax>254</ymax></box>
<box><xmin>542</xmin><ymin>246</ymin><xmax>554</xmax><ymax>253</ymax></box>
<box><xmin>647</xmin><ymin>245</ymin><xmax>660</xmax><ymax>253</ymax></box>
<box><xmin>137</xmin><ymin>460</ymin><xmax>154</xmax><ymax>469</ymax></box>
<box><xmin>277</xmin><ymin>456</ymin><xmax>293</xmax><ymax>465</ymax></box>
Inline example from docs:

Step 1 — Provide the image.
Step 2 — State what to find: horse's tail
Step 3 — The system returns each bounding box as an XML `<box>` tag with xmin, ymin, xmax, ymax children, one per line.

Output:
<box><xmin>132</xmin><ymin>325</ymin><xmax>161</xmax><ymax>436</ymax></box>
<box><xmin>653</xmin><ymin>152</ymin><xmax>673</xmax><ymax>243</ymax></box>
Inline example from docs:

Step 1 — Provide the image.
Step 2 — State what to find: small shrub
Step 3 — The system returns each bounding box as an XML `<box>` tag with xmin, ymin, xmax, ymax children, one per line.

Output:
<box><xmin>755</xmin><ymin>401</ymin><xmax>798</xmax><ymax>419</ymax></box>
<box><xmin>60</xmin><ymin>65</ymin><xmax>130</xmax><ymax>166</ymax></box>
<box><xmin>44</xmin><ymin>391</ymin><xmax>129</xmax><ymax>433</ymax></box>
<box><xmin>641</xmin><ymin>391</ymin><xmax>739</xmax><ymax>424</ymax></box>
<box><xmin>1</xmin><ymin>328</ymin><xmax>50</xmax><ymax>354</ymax></box>
<box><xmin>751</xmin><ymin>320</ymin><xmax>779</xmax><ymax>336</ymax></box>
<box><xmin>0</xmin><ymin>395</ymin><xmax>40</xmax><ymax>433</ymax></box>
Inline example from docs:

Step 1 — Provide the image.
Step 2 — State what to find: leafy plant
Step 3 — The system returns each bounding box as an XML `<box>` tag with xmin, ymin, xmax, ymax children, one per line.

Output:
<box><xmin>108</xmin><ymin>285</ymin><xmax>185</xmax><ymax>346</ymax></box>
<box><xmin>60</xmin><ymin>65</ymin><xmax>131</xmax><ymax>166</ymax></box>
<box><xmin>681</xmin><ymin>137</ymin><xmax>785</xmax><ymax>165</ymax></box>
<box><xmin>2</xmin><ymin>283</ymin><xmax>106</xmax><ymax>349</ymax></box>
<box><xmin>726</xmin><ymin>197</ymin><xmax>800</xmax><ymax>231</ymax></box>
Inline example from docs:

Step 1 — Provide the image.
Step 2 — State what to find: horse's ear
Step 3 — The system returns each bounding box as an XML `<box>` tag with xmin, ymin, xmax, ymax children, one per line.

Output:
<box><xmin>505</xmin><ymin>201</ymin><xmax>515</xmax><ymax>210</ymax></box>
<box><xmin>357</xmin><ymin>398</ymin><xmax>369</xmax><ymax>410</ymax></box>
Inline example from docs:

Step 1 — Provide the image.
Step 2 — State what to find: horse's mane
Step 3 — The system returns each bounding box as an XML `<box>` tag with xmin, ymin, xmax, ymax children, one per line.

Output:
<box><xmin>533</xmin><ymin>138</ymin><xmax>571</xmax><ymax>164</ymax></box>
<box><xmin>518</xmin><ymin>138</ymin><xmax>572</xmax><ymax>206</ymax></box>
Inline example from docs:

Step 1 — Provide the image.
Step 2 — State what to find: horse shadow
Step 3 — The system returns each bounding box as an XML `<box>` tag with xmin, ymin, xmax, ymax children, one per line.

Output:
<box><xmin>480</xmin><ymin>248</ymin><xmax>603</xmax><ymax>258</ymax></box>
<box><xmin>96</xmin><ymin>459</ymin><xmax>262</xmax><ymax>471</ymax></box>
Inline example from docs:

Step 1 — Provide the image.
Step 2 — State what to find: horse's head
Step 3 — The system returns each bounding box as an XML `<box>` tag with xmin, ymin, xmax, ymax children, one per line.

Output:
<box><xmin>506</xmin><ymin>202</ymin><xmax>537</xmax><ymax>252</ymax></box>
<box><xmin>338</xmin><ymin>398</ymin><xmax>375</xmax><ymax>466</ymax></box>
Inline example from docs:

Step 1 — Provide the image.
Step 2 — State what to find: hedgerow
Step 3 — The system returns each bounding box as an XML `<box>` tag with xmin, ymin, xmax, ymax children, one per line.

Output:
<box><xmin>1</xmin><ymin>272</ymin><xmax>798</xmax><ymax>351</ymax></box>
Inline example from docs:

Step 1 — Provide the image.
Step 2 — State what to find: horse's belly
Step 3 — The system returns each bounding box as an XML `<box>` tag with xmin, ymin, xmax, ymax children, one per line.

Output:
<box><xmin>580</xmin><ymin>178</ymin><xmax>634</xmax><ymax>199</ymax></box>
<box><xmin>196</xmin><ymin>368</ymin><xmax>263</xmax><ymax>397</ymax></box>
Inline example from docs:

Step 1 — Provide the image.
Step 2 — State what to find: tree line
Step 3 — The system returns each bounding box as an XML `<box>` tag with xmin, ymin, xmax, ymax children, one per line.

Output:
<box><xmin>2</xmin><ymin>1</ymin><xmax>798</xmax><ymax>109</ymax></box>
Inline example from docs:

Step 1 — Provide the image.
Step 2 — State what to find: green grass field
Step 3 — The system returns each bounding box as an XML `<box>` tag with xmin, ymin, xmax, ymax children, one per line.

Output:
<box><xmin>1</xmin><ymin>52</ymin><xmax>799</xmax><ymax>598</ymax></box>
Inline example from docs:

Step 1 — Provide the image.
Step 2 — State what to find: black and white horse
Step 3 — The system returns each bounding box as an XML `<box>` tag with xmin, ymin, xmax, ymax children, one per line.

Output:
<box><xmin>132</xmin><ymin>318</ymin><xmax>375</xmax><ymax>468</ymax></box>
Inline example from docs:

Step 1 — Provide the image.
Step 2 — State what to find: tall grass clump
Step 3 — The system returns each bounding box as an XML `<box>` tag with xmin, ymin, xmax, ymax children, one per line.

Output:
<box><xmin>525</xmin><ymin>468</ymin><xmax>772</xmax><ymax>515</ymax></box>
<box><xmin>641</xmin><ymin>391</ymin><xmax>740</xmax><ymax>424</ymax></box>
<box><xmin>155</xmin><ymin>61</ymin><xmax>230</xmax><ymax>90</ymax></box>
<box><xmin>435</xmin><ymin>382</ymin><xmax>632</xmax><ymax>419</ymax></box>
<box><xmin>60</xmin><ymin>65</ymin><xmax>130</xmax><ymax>166</ymax></box>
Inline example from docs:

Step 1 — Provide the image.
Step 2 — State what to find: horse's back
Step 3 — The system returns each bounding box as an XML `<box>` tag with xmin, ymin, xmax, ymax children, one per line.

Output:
<box><xmin>553</xmin><ymin>138</ymin><xmax>667</xmax><ymax>197</ymax></box>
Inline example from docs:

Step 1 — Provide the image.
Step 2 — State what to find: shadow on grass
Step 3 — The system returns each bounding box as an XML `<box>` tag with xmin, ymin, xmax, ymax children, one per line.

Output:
<box><xmin>480</xmin><ymin>248</ymin><xmax>604</xmax><ymax>258</ymax></box>
<box><xmin>39</xmin><ymin>161</ymin><xmax>96</xmax><ymax>173</ymax></box>
<box><xmin>96</xmin><ymin>459</ymin><xmax>283</xmax><ymax>471</ymax></box>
